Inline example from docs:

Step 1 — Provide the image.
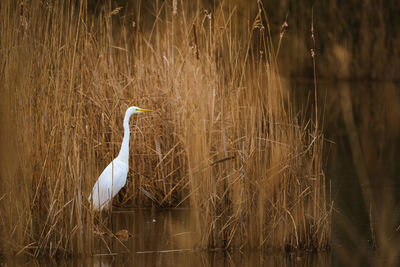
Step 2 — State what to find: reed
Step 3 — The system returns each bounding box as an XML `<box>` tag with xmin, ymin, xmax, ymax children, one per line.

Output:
<box><xmin>0</xmin><ymin>0</ymin><xmax>330</xmax><ymax>256</ymax></box>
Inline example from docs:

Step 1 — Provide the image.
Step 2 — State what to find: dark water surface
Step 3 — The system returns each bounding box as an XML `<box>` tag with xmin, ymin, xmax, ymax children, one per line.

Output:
<box><xmin>5</xmin><ymin>209</ymin><xmax>331</xmax><ymax>267</ymax></box>
<box><xmin>4</xmin><ymin>81</ymin><xmax>400</xmax><ymax>266</ymax></box>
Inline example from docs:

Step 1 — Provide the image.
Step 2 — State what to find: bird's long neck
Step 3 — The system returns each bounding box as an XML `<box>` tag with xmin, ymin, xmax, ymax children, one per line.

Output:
<box><xmin>117</xmin><ymin>111</ymin><xmax>132</xmax><ymax>164</ymax></box>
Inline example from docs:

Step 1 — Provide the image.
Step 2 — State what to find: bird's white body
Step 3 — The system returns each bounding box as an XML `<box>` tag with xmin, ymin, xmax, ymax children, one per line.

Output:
<box><xmin>88</xmin><ymin>106</ymin><xmax>153</xmax><ymax>211</ymax></box>
<box><xmin>89</xmin><ymin>158</ymin><xmax>128</xmax><ymax>210</ymax></box>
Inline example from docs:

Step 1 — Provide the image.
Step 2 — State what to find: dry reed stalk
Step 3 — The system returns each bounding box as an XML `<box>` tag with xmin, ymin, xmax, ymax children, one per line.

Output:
<box><xmin>0</xmin><ymin>0</ymin><xmax>330</xmax><ymax>256</ymax></box>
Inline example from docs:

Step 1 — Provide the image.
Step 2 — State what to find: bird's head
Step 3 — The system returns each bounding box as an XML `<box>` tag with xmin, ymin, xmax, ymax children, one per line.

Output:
<box><xmin>127</xmin><ymin>106</ymin><xmax>154</xmax><ymax>114</ymax></box>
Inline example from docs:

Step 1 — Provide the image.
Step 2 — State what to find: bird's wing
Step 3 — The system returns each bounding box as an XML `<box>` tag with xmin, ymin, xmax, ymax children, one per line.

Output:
<box><xmin>90</xmin><ymin>159</ymin><xmax>129</xmax><ymax>210</ymax></box>
<box><xmin>106</xmin><ymin>159</ymin><xmax>129</xmax><ymax>197</ymax></box>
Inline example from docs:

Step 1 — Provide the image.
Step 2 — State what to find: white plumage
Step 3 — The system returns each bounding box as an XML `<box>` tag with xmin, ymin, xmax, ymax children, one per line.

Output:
<box><xmin>88</xmin><ymin>106</ymin><xmax>153</xmax><ymax>211</ymax></box>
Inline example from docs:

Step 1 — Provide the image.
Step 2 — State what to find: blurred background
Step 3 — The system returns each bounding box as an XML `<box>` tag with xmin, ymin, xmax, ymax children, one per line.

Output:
<box><xmin>95</xmin><ymin>0</ymin><xmax>400</xmax><ymax>80</ymax></box>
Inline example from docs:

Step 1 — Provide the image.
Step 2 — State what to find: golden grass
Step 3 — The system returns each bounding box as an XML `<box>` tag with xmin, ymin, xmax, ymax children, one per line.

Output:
<box><xmin>0</xmin><ymin>0</ymin><xmax>330</xmax><ymax>256</ymax></box>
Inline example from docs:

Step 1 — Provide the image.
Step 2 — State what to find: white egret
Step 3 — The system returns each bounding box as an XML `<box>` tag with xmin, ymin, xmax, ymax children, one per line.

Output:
<box><xmin>88</xmin><ymin>106</ymin><xmax>154</xmax><ymax>211</ymax></box>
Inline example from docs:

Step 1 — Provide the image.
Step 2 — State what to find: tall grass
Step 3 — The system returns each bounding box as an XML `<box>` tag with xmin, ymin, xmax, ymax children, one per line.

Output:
<box><xmin>0</xmin><ymin>0</ymin><xmax>329</xmax><ymax>256</ymax></box>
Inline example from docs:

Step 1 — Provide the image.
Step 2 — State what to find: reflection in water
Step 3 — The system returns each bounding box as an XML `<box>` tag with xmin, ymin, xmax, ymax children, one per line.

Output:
<box><xmin>5</xmin><ymin>209</ymin><xmax>331</xmax><ymax>266</ymax></box>
<box><xmin>87</xmin><ymin>249</ymin><xmax>330</xmax><ymax>267</ymax></box>
<box><xmin>93</xmin><ymin>209</ymin><xmax>330</xmax><ymax>266</ymax></box>
<box><xmin>3</xmin><ymin>81</ymin><xmax>399</xmax><ymax>266</ymax></box>
<box><xmin>3</xmin><ymin>209</ymin><xmax>331</xmax><ymax>266</ymax></box>
<box><xmin>104</xmin><ymin>209</ymin><xmax>199</xmax><ymax>254</ymax></box>
<box><xmin>3</xmin><ymin>209</ymin><xmax>330</xmax><ymax>266</ymax></box>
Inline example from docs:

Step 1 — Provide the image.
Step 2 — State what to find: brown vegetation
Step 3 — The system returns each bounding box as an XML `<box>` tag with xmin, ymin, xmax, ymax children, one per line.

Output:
<box><xmin>0</xmin><ymin>0</ymin><xmax>329</xmax><ymax>256</ymax></box>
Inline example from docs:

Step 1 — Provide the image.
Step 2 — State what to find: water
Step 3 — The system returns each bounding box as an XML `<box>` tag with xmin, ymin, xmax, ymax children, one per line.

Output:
<box><xmin>5</xmin><ymin>209</ymin><xmax>331</xmax><ymax>266</ymax></box>
<box><xmin>98</xmin><ymin>209</ymin><xmax>330</xmax><ymax>266</ymax></box>
<box><xmin>3</xmin><ymin>81</ymin><xmax>399</xmax><ymax>266</ymax></box>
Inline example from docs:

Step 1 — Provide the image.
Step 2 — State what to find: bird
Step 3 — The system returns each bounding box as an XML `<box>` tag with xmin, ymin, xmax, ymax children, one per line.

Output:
<box><xmin>88</xmin><ymin>106</ymin><xmax>154</xmax><ymax>211</ymax></box>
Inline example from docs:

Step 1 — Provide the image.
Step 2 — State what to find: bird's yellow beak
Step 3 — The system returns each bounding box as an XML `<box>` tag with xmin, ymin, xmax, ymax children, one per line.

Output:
<box><xmin>137</xmin><ymin>108</ymin><xmax>154</xmax><ymax>112</ymax></box>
